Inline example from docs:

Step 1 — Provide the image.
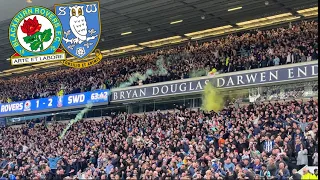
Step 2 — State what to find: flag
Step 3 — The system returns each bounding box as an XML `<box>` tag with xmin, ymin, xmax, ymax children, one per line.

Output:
<box><xmin>57</xmin><ymin>89</ymin><xmax>64</xmax><ymax>96</ymax></box>
<box><xmin>208</xmin><ymin>68</ymin><xmax>217</xmax><ymax>76</ymax></box>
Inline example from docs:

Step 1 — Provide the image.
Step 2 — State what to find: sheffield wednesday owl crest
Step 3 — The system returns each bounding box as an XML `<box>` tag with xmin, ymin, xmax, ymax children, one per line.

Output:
<box><xmin>55</xmin><ymin>1</ymin><xmax>103</xmax><ymax>68</ymax></box>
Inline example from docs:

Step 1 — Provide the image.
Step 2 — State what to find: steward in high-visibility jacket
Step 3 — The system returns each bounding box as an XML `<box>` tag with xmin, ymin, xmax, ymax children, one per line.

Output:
<box><xmin>302</xmin><ymin>172</ymin><xmax>318</xmax><ymax>180</ymax></box>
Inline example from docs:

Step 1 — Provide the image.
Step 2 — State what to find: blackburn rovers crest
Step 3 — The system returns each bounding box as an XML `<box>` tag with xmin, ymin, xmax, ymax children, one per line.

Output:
<box><xmin>9</xmin><ymin>6</ymin><xmax>66</xmax><ymax>65</ymax></box>
<box><xmin>55</xmin><ymin>1</ymin><xmax>103</xmax><ymax>68</ymax></box>
<box><xmin>57</xmin><ymin>96</ymin><xmax>63</xmax><ymax>107</ymax></box>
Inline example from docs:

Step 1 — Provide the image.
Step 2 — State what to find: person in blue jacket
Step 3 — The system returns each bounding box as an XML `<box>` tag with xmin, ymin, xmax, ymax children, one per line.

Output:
<box><xmin>47</xmin><ymin>155</ymin><xmax>62</xmax><ymax>174</ymax></box>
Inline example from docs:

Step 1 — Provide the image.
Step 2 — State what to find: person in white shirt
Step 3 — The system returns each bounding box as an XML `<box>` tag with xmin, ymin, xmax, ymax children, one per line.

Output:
<box><xmin>213</xmin><ymin>49</ymin><xmax>219</xmax><ymax>59</ymax></box>
<box><xmin>268</xmin><ymin>47</ymin><xmax>274</xmax><ymax>55</ymax></box>
<box><xmin>22</xmin><ymin>145</ymin><xmax>28</xmax><ymax>153</ymax></box>
<box><xmin>312</xmin><ymin>152</ymin><xmax>318</xmax><ymax>165</ymax></box>
<box><xmin>297</xmin><ymin>144</ymin><xmax>308</xmax><ymax>169</ymax></box>
<box><xmin>307</xmin><ymin>54</ymin><xmax>312</xmax><ymax>61</ymax></box>
<box><xmin>286</xmin><ymin>52</ymin><xmax>293</xmax><ymax>64</ymax></box>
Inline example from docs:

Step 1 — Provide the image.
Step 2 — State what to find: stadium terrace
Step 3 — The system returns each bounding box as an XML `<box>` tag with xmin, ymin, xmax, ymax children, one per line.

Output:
<box><xmin>0</xmin><ymin>1</ymin><xmax>318</xmax><ymax>179</ymax></box>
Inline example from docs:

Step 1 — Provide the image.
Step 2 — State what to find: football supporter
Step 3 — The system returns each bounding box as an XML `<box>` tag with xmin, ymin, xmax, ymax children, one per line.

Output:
<box><xmin>0</xmin><ymin>21</ymin><xmax>318</xmax><ymax>102</ymax></box>
<box><xmin>0</xmin><ymin>98</ymin><xmax>317</xmax><ymax>179</ymax></box>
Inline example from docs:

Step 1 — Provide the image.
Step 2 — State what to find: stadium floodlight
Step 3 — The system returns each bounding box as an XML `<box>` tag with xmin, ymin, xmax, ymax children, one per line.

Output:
<box><xmin>228</xmin><ymin>6</ymin><xmax>242</xmax><ymax>12</ymax></box>
<box><xmin>170</xmin><ymin>20</ymin><xmax>183</xmax><ymax>25</ymax></box>
<box><xmin>140</xmin><ymin>36</ymin><xmax>181</xmax><ymax>45</ymax></box>
<box><xmin>0</xmin><ymin>73</ymin><xmax>12</xmax><ymax>77</ymax></box>
<box><xmin>121</xmin><ymin>31</ymin><xmax>132</xmax><ymax>36</ymax></box>
<box><xmin>41</xmin><ymin>64</ymin><xmax>63</xmax><ymax>68</ymax></box>
<box><xmin>184</xmin><ymin>25</ymin><xmax>234</xmax><ymax>39</ymax></box>
<box><xmin>139</xmin><ymin>36</ymin><xmax>186</xmax><ymax>48</ymax></box>
<box><xmin>185</xmin><ymin>25</ymin><xmax>233</xmax><ymax>36</ymax></box>
<box><xmin>106</xmin><ymin>47</ymin><xmax>144</xmax><ymax>56</ymax></box>
<box><xmin>32</xmin><ymin>62</ymin><xmax>55</xmax><ymax>67</ymax></box>
<box><xmin>239</xmin><ymin>16</ymin><xmax>301</xmax><ymax>29</ymax></box>
<box><xmin>302</xmin><ymin>12</ymin><xmax>318</xmax><ymax>17</ymax></box>
<box><xmin>236</xmin><ymin>13</ymin><xmax>301</xmax><ymax>28</ymax></box>
<box><xmin>297</xmin><ymin>7</ymin><xmax>318</xmax><ymax>17</ymax></box>
<box><xmin>297</xmin><ymin>7</ymin><xmax>318</xmax><ymax>13</ymax></box>
<box><xmin>110</xmin><ymin>45</ymin><xmax>137</xmax><ymax>51</ymax></box>
<box><xmin>99</xmin><ymin>45</ymin><xmax>144</xmax><ymax>56</ymax></box>
<box><xmin>3</xmin><ymin>66</ymin><xmax>31</xmax><ymax>73</ymax></box>
<box><xmin>14</xmin><ymin>68</ymin><xmax>39</xmax><ymax>74</ymax></box>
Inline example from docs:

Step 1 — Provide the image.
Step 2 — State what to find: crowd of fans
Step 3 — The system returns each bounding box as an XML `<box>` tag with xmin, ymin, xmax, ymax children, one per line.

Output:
<box><xmin>0</xmin><ymin>97</ymin><xmax>317</xmax><ymax>179</ymax></box>
<box><xmin>0</xmin><ymin>20</ymin><xmax>318</xmax><ymax>103</ymax></box>
<box><xmin>258</xmin><ymin>82</ymin><xmax>318</xmax><ymax>101</ymax></box>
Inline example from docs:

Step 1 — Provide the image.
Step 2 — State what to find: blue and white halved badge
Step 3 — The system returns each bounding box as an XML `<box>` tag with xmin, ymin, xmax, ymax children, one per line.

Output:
<box><xmin>55</xmin><ymin>1</ymin><xmax>103</xmax><ymax>68</ymax></box>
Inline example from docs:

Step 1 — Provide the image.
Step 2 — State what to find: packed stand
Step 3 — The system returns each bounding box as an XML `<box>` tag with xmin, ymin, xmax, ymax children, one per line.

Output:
<box><xmin>259</xmin><ymin>81</ymin><xmax>318</xmax><ymax>101</ymax></box>
<box><xmin>0</xmin><ymin>20</ymin><xmax>318</xmax><ymax>103</ymax></box>
<box><xmin>0</xmin><ymin>98</ymin><xmax>318</xmax><ymax>179</ymax></box>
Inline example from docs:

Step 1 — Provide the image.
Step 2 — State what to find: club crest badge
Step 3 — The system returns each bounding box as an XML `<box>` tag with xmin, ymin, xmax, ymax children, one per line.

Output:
<box><xmin>55</xmin><ymin>1</ymin><xmax>103</xmax><ymax>68</ymax></box>
<box><xmin>24</xmin><ymin>101</ymin><xmax>31</xmax><ymax>111</ymax></box>
<box><xmin>57</xmin><ymin>96</ymin><xmax>63</xmax><ymax>108</ymax></box>
<box><xmin>9</xmin><ymin>6</ymin><xmax>66</xmax><ymax>66</ymax></box>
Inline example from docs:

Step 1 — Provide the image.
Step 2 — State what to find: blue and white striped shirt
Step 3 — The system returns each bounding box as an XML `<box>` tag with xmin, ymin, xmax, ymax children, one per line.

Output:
<box><xmin>264</xmin><ymin>140</ymin><xmax>274</xmax><ymax>153</ymax></box>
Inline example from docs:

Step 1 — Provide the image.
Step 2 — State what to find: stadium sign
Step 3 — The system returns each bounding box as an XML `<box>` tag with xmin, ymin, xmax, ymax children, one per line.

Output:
<box><xmin>55</xmin><ymin>1</ymin><xmax>103</xmax><ymax>68</ymax></box>
<box><xmin>9</xmin><ymin>6</ymin><xmax>66</xmax><ymax>65</ymax></box>
<box><xmin>111</xmin><ymin>62</ymin><xmax>318</xmax><ymax>102</ymax></box>
<box><xmin>0</xmin><ymin>89</ymin><xmax>110</xmax><ymax>117</ymax></box>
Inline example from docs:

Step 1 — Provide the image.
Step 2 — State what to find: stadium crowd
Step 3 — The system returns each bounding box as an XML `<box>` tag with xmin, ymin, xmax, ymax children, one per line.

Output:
<box><xmin>0</xmin><ymin>98</ymin><xmax>318</xmax><ymax>180</ymax></box>
<box><xmin>0</xmin><ymin>20</ymin><xmax>318</xmax><ymax>103</ymax></box>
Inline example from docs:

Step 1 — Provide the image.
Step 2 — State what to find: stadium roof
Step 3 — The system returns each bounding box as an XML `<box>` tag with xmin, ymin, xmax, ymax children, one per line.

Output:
<box><xmin>0</xmin><ymin>0</ymin><xmax>318</xmax><ymax>78</ymax></box>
